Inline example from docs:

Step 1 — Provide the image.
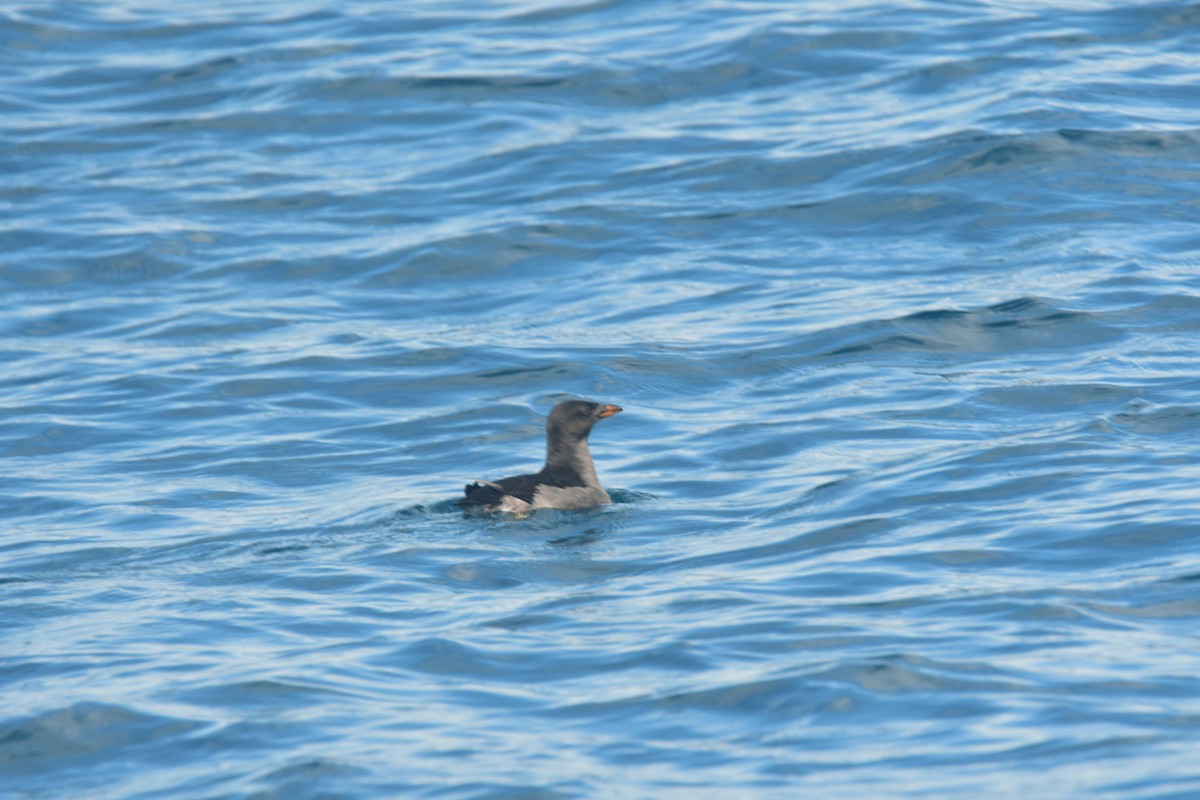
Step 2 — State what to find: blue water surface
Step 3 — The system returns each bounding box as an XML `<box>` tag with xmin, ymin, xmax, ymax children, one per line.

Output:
<box><xmin>4</xmin><ymin>1</ymin><xmax>1200</xmax><ymax>797</ymax></box>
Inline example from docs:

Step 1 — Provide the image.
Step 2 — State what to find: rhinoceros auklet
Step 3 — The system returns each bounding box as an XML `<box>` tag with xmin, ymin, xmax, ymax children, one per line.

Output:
<box><xmin>461</xmin><ymin>399</ymin><xmax>622</xmax><ymax>513</ymax></box>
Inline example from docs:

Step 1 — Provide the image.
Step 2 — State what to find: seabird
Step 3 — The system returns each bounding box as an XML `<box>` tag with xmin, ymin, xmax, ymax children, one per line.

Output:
<box><xmin>461</xmin><ymin>399</ymin><xmax>622</xmax><ymax>514</ymax></box>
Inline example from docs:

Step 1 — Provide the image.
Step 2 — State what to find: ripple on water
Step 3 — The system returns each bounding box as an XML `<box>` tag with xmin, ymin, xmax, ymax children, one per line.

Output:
<box><xmin>0</xmin><ymin>703</ymin><xmax>203</xmax><ymax>775</ymax></box>
<box><xmin>5</xmin><ymin>0</ymin><xmax>1200</xmax><ymax>798</ymax></box>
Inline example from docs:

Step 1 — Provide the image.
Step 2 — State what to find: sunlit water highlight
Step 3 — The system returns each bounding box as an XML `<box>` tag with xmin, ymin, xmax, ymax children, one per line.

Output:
<box><xmin>4</xmin><ymin>1</ymin><xmax>1200</xmax><ymax>798</ymax></box>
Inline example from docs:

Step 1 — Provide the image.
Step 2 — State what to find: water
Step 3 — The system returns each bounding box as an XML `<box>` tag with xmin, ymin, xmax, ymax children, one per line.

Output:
<box><xmin>4</xmin><ymin>1</ymin><xmax>1200</xmax><ymax>797</ymax></box>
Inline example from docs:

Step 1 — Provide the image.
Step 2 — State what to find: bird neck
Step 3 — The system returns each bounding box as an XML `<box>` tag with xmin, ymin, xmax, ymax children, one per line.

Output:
<box><xmin>544</xmin><ymin>435</ymin><xmax>600</xmax><ymax>487</ymax></box>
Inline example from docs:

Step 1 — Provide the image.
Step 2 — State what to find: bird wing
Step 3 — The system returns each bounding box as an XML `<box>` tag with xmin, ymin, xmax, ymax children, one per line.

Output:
<box><xmin>462</xmin><ymin>473</ymin><xmax>542</xmax><ymax>507</ymax></box>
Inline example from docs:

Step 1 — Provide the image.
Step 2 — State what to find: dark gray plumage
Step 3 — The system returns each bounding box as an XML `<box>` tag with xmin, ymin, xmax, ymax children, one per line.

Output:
<box><xmin>461</xmin><ymin>400</ymin><xmax>622</xmax><ymax>513</ymax></box>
